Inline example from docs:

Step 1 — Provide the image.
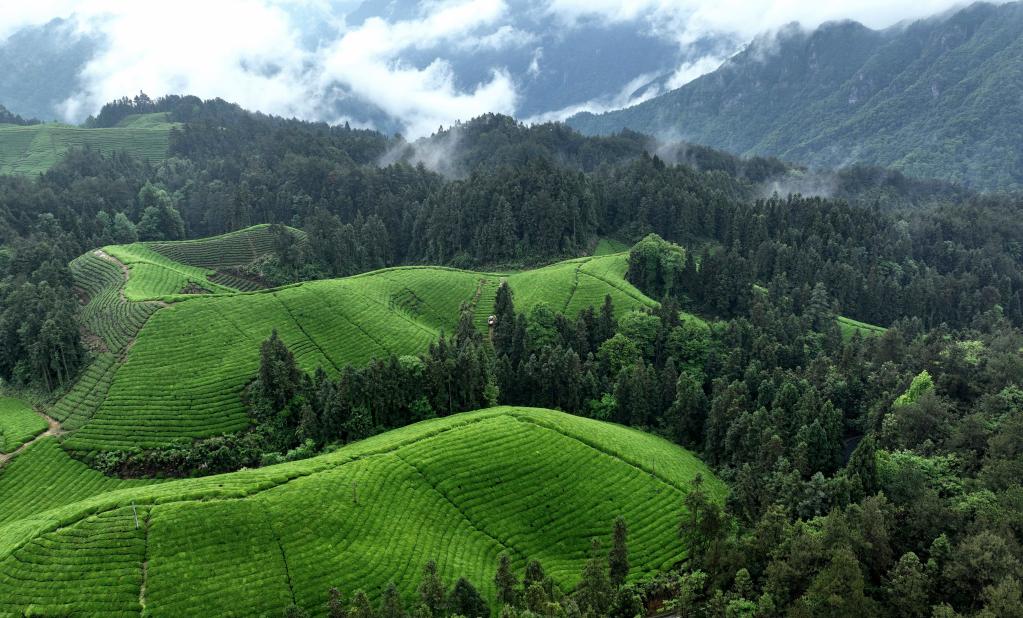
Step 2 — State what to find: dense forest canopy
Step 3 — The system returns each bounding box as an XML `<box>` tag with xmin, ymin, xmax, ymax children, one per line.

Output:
<box><xmin>1</xmin><ymin>94</ymin><xmax>1022</xmax><ymax>616</ymax></box>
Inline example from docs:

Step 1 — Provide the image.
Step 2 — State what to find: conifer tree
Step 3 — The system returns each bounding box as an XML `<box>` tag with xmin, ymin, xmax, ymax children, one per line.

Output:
<box><xmin>449</xmin><ymin>577</ymin><xmax>489</xmax><ymax>618</ymax></box>
<box><xmin>418</xmin><ymin>560</ymin><xmax>446</xmax><ymax>616</ymax></box>
<box><xmin>350</xmin><ymin>590</ymin><xmax>375</xmax><ymax>618</ymax></box>
<box><xmin>494</xmin><ymin>552</ymin><xmax>519</xmax><ymax>607</ymax></box>
<box><xmin>379</xmin><ymin>582</ymin><xmax>405</xmax><ymax>618</ymax></box>
<box><xmin>328</xmin><ymin>587</ymin><xmax>348</xmax><ymax>618</ymax></box>
<box><xmin>609</xmin><ymin>516</ymin><xmax>630</xmax><ymax>587</ymax></box>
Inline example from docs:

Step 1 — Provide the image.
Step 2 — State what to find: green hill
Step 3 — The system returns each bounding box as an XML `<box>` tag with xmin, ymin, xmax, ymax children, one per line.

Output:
<box><xmin>51</xmin><ymin>227</ymin><xmax>654</xmax><ymax>452</ymax></box>
<box><xmin>0</xmin><ymin>407</ymin><xmax>724</xmax><ymax>616</ymax></box>
<box><xmin>0</xmin><ymin>113</ymin><xmax>174</xmax><ymax>175</ymax></box>
<box><xmin>569</xmin><ymin>2</ymin><xmax>1023</xmax><ymax>191</ymax></box>
<box><xmin>64</xmin><ymin>254</ymin><xmax>652</xmax><ymax>452</ymax></box>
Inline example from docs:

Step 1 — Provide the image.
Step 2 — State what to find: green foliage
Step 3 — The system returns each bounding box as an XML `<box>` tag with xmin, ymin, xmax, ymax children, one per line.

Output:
<box><xmin>60</xmin><ymin>244</ymin><xmax>654</xmax><ymax>452</ymax></box>
<box><xmin>893</xmin><ymin>371</ymin><xmax>935</xmax><ymax>408</ymax></box>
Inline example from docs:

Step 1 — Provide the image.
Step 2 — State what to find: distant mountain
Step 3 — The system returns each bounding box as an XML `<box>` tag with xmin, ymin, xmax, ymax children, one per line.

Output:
<box><xmin>568</xmin><ymin>2</ymin><xmax>1023</xmax><ymax>191</ymax></box>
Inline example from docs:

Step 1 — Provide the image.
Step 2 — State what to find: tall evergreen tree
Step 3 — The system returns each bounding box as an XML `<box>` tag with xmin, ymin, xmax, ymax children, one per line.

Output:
<box><xmin>449</xmin><ymin>577</ymin><xmax>490</xmax><ymax>618</ymax></box>
<box><xmin>494</xmin><ymin>552</ymin><xmax>519</xmax><ymax>607</ymax></box>
<box><xmin>576</xmin><ymin>538</ymin><xmax>612</xmax><ymax>616</ymax></box>
<box><xmin>418</xmin><ymin>561</ymin><xmax>446</xmax><ymax>616</ymax></box>
<box><xmin>493</xmin><ymin>282</ymin><xmax>516</xmax><ymax>354</ymax></box>
<box><xmin>609</xmin><ymin>516</ymin><xmax>630</xmax><ymax>587</ymax></box>
<box><xmin>379</xmin><ymin>582</ymin><xmax>405</xmax><ymax>618</ymax></box>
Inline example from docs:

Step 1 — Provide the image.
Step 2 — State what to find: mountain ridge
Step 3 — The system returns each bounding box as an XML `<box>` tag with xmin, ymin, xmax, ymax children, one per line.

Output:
<box><xmin>568</xmin><ymin>1</ymin><xmax>1023</xmax><ymax>191</ymax></box>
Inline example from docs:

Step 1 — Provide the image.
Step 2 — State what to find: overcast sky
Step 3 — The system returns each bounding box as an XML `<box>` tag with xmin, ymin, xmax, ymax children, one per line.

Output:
<box><xmin>1</xmin><ymin>0</ymin><xmax>983</xmax><ymax>136</ymax></box>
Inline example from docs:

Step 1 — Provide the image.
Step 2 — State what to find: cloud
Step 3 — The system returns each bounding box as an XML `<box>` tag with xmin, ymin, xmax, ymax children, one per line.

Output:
<box><xmin>523</xmin><ymin>70</ymin><xmax>666</xmax><ymax>124</ymax></box>
<box><xmin>0</xmin><ymin>0</ymin><xmax>996</xmax><ymax>136</ymax></box>
<box><xmin>316</xmin><ymin>0</ymin><xmax>519</xmax><ymax>137</ymax></box>
<box><xmin>542</xmin><ymin>0</ymin><xmax>981</xmax><ymax>42</ymax></box>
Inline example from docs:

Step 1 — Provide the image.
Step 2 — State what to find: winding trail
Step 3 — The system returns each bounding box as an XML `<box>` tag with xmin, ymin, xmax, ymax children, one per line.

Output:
<box><xmin>0</xmin><ymin>410</ymin><xmax>63</xmax><ymax>468</ymax></box>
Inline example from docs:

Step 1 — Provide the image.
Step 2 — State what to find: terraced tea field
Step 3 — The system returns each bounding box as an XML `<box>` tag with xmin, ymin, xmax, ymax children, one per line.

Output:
<box><xmin>0</xmin><ymin>407</ymin><xmax>725</xmax><ymax>616</ymax></box>
<box><xmin>63</xmin><ymin>267</ymin><xmax>487</xmax><ymax>450</ymax></box>
<box><xmin>506</xmin><ymin>253</ymin><xmax>655</xmax><ymax>317</ymax></box>
<box><xmin>0</xmin><ymin>438</ymin><xmax>156</xmax><ymax>526</ymax></box>
<box><xmin>838</xmin><ymin>315</ymin><xmax>887</xmax><ymax>339</ymax></box>
<box><xmin>0</xmin><ymin>397</ymin><xmax>46</xmax><ymax>454</ymax></box>
<box><xmin>0</xmin><ymin>114</ymin><xmax>174</xmax><ymax>176</ymax></box>
<box><xmin>56</xmin><ymin>227</ymin><xmax>660</xmax><ymax>452</ymax></box>
<box><xmin>147</xmin><ymin>223</ymin><xmax>304</xmax><ymax>271</ymax></box>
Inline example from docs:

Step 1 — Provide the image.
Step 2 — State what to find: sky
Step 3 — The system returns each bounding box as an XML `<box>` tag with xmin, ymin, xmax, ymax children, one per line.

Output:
<box><xmin>0</xmin><ymin>0</ymin><xmax>982</xmax><ymax>137</ymax></box>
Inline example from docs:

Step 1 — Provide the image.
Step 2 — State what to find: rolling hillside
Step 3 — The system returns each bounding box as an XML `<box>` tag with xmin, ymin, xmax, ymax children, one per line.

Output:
<box><xmin>52</xmin><ymin>225</ymin><xmax>880</xmax><ymax>453</ymax></box>
<box><xmin>48</xmin><ymin>226</ymin><xmax>655</xmax><ymax>452</ymax></box>
<box><xmin>569</xmin><ymin>2</ymin><xmax>1023</xmax><ymax>191</ymax></box>
<box><xmin>0</xmin><ymin>112</ymin><xmax>174</xmax><ymax>175</ymax></box>
<box><xmin>0</xmin><ymin>407</ymin><xmax>724</xmax><ymax>616</ymax></box>
<box><xmin>63</xmin><ymin>253</ymin><xmax>653</xmax><ymax>451</ymax></box>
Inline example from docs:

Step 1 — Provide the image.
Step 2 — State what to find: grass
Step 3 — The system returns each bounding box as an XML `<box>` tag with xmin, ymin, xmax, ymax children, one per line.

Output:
<box><xmin>838</xmin><ymin>315</ymin><xmax>887</xmax><ymax>340</ymax></box>
<box><xmin>0</xmin><ymin>114</ymin><xmax>174</xmax><ymax>176</ymax></box>
<box><xmin>0</xmin><ymin>397</ymin><xmax>46</xmax><ymax>454</ymax></box>
<box><xmin>0</xmin><ymin>407</ymin><xmax>724</xmax><ymax>616</ymax></box>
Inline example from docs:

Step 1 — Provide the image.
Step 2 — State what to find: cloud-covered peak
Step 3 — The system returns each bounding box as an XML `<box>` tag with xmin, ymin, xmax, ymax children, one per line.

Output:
<box><xmin>0</xmin><ymin>0</ymin><xmax>990</xmax><ymax>137</ymax></box>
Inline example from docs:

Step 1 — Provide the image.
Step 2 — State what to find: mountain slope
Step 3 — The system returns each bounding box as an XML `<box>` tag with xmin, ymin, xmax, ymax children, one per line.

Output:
<box><xmin>0</xmin><ymin>407</ymin><xmax>724</xmax><ymax>616</ymax></box>
<box><xmin>568</xmin><ymin>2</ymin><xmax>1023</xmax><ymax>191</ymax></box>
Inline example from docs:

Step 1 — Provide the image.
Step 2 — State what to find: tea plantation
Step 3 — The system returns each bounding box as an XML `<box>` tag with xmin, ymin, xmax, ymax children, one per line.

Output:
<box><xmin>0</xmin><ymin>114</ymin><xmax>174</xmax><ymax>176</ymax></box>
<box><xmin>0</xmin><ymin>407</ymin><xmax>724</xmax><ymax>616</ymax></box>
<box><xmin>61</xmin><ymin>229</ymin><xmax>657</xmax><ymax>452</ymax></box>
<box><xmin>0</xmin><ymin>397</ymin><xmax>46</xmax><ymax>454</ymax></box>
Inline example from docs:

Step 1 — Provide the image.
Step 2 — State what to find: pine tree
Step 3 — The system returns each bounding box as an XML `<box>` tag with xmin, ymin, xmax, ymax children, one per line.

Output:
<box><xmin>494</xmin><ymin>552</ymin><xmax>519</xmax><ymax>607</ymax></box>
<box><xmin>449</xmin><ymin>577</ymin><xmax>490</xmax><ymax>618</ymax></box>
<box><xmin>379</xmin><ymin>582</ymin><xmax>405</xmax><ymax>618</ymax></box>
<box><xmin>596</xmin><ymin>294</ymin><xmax>616</xmax><ymax>343</ymax></box>
<box><xmin>254</xmin><ymin>329</ymin><xmax>301</xmax><ymax>414</ymax></box>
<box><xmin>418</xmin><ymin>560</ymin><xmax>446</xmax><ymax>616</ymax></box>
<box><xmin>328</xmin><ymin>587</ymin><xmax>348</xmax><ymax>618</ymax></box>
<box><xmin>609</xmin><ymin>516</ymin><xmax>630</xmax><ymax>587</ymax></box>
<box><xmin>523</xmin><ymin>559</ymin><xmax>546</xmax><ymax>592</ymax></box>
<box><xmin>350</xmin><ymin>590</ymin><xmax>375</xmax><ymax>618</ymax></box>
<box><xmin>576</xmin><ymin>538</ymin><xmax>611</xmax><ymax>616</ymax></box>
<box><xmin>493</xmin><ymin>282</ymin><xmax>516</xmax><ymax>354</ymax></box>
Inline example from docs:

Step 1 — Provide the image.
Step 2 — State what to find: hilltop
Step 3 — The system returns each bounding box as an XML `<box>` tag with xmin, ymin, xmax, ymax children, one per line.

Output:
<box><xmin>0</xmin><ymin>406</ymin><xmax>723</xmax><ymax>616</ymax></box>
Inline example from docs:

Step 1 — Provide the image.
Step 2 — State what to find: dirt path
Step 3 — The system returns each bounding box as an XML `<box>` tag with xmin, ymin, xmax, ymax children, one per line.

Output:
<box><xmin>0</xmin><ymin>410</ymin><xmax>63</xmax><ymax>468</ymax></box>
<box><xmin>93</xmin><ymin>249</ymin><xmax>170</xmax><ymax>308</ymax></box>
<box><xmin>94</xmin><ymin>249</ymin><xmax>132</xmax><ymax>303</ymax></box>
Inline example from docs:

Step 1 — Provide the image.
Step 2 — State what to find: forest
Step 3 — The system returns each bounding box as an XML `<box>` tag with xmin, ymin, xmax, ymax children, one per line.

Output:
<box><xmin>1</xmin><ymin>95</ymin><xmax>1022</xmax><ymax>616</ymax></box>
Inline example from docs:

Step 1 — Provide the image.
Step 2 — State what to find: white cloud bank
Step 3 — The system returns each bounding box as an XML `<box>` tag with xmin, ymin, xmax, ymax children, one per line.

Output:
<box><xmin>0</xmin><ymin>0</ymin><xmax>990</xmax><ymax>136</ymax></box>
